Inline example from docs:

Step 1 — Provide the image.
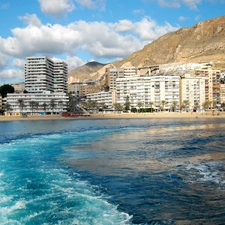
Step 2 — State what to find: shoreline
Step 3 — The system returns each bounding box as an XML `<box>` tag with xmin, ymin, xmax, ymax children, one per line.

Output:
<box><xmin>0</xmin><ymin>112</ymin><xmax>225</xmax><ymax>121</ymax></box>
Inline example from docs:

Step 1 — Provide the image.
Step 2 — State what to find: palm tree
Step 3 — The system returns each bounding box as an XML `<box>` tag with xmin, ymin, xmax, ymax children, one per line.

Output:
<box><xmin>41</xmin><ymin>102</ymin><xmax>48</xmax><ymax>115</ymax></box>
<box><xmin>124</xmin><ymin>95</ymin><xmax>130</xmax><ymax>112</ymax></box>
<box><xmin>149</xmin><ymin>101</ymin><xmax>154</xmax><ymax>113</ymax></box>
<box><xmin>58</xmin><ymin>100</ymin><xmax>63</xmax><ymax>114</ymax></box>
<box><xmin>160</xmin><ymin>100</ymin><xmax>167</xmax><ymax>112</ymax></box>
<box><xmin>137</xmin><ymin>101</ymin><xmax>144</xmax><ymax>113</ymax></box>
<box><xmin>114</xmin><ymin>103</ymin><xmax>123</xmax><ymax>112</ymax></box>
<box><xmin>171</xmin><ymin>101</ymin><xmax>178</xmax><ymax>112</ymax></box>
<box><xmin>17</xmin><ymin>99</ymin><xmax>25</xmax><ymax>115</ymax></box>
<box><xmin>3</xmin><ymin>103</ymin><xmax>12</xmax><ymax>116</ymax></box>
<box><xmin>34</xmin><ymin>102</ymin><xmax>39</xmax><ymax>114</ymax></box>
<box><xmin>29</xmin><ymin>101</ymin><xmax>36</xmax><ymax>115</ymax></box>
<box><xmin>182</xmin><ymin>100</ymin><xmax>189</xmax><ymax>112</ymax></box>
<box><xmin>50</xmin><ymin>99</ymin><xmax>56</xmax><ymax>114</ymax></box>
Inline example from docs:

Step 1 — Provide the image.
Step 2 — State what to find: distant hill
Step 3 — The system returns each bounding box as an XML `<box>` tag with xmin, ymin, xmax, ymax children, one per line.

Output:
<box><xmin>68</xmin><ymin>61</ymin><xmax>107</xmax><ymax>82</ymax></box>
<box><xmin>69</xmin><ymin>16</ymin><xmax>225</xmax><ymax>82</ymax></box>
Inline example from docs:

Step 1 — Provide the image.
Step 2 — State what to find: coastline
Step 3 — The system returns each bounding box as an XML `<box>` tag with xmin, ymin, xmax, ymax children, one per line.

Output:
<box><xmin>0</xmin><ymin>112</ymin><xmax>225</xmax><ymax>121</ymax></box>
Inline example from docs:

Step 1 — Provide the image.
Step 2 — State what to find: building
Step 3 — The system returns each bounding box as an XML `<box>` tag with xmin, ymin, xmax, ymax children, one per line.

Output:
<box><xmin>6</xmin><ymin>92</ymin><xmax>68</xmax><ymax>116</ymax></box>
<box><xmin>53</xmin><ymin>61</ymin><xmax>68</xmax><ymax>93</ymax></box>
<box><xmin>116</xmin><ymin>75</ymin><xmax>180</xmax><ymax>111</ymax></box>
<box><xmin>68</xmin><ymin>81</ymin><xmax>101</xmax><ymax>98</ymax></box>
<box><xmin>107</xmin><ymin>67</ymin><xmax>138</xmax><ymax>92</ymax></box>
<box><xmin>195</xmin><ymin>68</ymin><xmax>221</xmax><ymax>105</ymax></box>
<box><xmin>86</xmin><ymin>91</ymin><xmax>116</xmax><ymax>110</ymax></box>
<box><xmin>25</xmin><ymin>56</ymin><xmax>68</xmax><ymax>93</ymax></box>
<box><xmin>180</xmin><ymin>74</ymin><xmax>205</xmax><ymax>111</ymax></box>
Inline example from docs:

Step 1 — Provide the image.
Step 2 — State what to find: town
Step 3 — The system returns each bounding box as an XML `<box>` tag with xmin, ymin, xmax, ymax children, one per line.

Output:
<box><xmin>0</xmin><ymin>55</ymin><xmax>225</xmax><ymax>117</ymax></box>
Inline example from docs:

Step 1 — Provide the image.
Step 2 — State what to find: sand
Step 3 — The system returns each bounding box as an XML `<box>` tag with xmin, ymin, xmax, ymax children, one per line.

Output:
<box><xmin>0</xmin><ymin>112</ymin><xmax>225</xmax><ymax>121</ymax></box>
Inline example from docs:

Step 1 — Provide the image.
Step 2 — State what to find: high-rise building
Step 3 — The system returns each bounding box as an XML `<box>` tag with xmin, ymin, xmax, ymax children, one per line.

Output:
<box><xmin>25</xmin><ymin>56</ymin><xmax>68</xmax><ymax>93</ymax></box>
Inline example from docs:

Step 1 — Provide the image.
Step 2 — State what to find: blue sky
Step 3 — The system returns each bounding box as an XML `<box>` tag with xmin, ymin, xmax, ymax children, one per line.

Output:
<box><xmin>0</xmin><ymin>0</ymin><xmax>224</xmax><ymax>84</ymax></box>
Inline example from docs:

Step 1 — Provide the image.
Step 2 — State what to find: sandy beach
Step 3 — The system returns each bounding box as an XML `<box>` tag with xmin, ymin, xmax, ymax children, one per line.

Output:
<box><xmin>0</xmin><ymin>112</ymin><xmax>225</xmax><ymax>121</ymax></box>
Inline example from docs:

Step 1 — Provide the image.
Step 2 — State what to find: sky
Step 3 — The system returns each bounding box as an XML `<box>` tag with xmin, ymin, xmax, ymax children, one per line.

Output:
<box><xmin>0</xmin><ymin>0</ymin><xmax>224</xmax><ymax>84</ymax></box>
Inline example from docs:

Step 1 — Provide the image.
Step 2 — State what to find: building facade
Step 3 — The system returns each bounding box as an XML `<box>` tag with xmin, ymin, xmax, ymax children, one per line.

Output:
<box><xmin>6</xmin><ymin>92</ymin><xmax>68</xmax><ymax>116</ymax></box>
<box><xmin>25</xmin><ymin>56</ymin><xmax>68</xmax><ymax>93</ymax></box>
<box><xmin>180</xmin><ymin>74</ymin><xmax>205</xmax><ymax>111</ymax></box>
<box><xmin>86</xmin><ymin>91</ymin><xmax>116</xmax><ymax>109</ymax></box>
<box><xmin>116</xmin><ymin>75</ymin><xmax>180</xmax><ymax>111</ymax></box>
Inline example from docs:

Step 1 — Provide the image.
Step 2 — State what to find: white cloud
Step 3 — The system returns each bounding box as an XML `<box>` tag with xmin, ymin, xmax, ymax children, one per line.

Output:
<box><xmin>0</xmin><ymin>69</ymin><xmax>24</xmax><ymax>84</ymax></box>
<box><xmin>12</xmin><ymin>59</ymin><xmax>26</xmax><ymax>69</ymax></box>
<box><xmin>0</xmin><ymin>53</ymin><xmax>9</xmax><ymax>69</ymax></box>
<box><xmin>113</xmin><ymin>20</ymin><xmax>134</xmax><ymax>33</ymax></box>
<box><xmin>158</xmin><ymin>0</ymin><xmax>202</xmax><ymax>9</ymax></box>
<box><xmin>65</xmin><ymin>56</ymin><xmax>85</xmax><ymax>70</ymax></box>
<box><xmin>133</xmin><ymin>17</ymin><xmax>179</xmax><ymax>42</ymax></box>
<box><xmin>19</xmin><ymin>14</ymin><xmax>42</xmax><ymax>27</ymax></box>
<box><xmin>38</xmin><ymin>0</ymin><xmax>75</xmax><ymax>17</ymax></box>
<box><xmin>179</xmin><ymin>16</ymin><xmax>189</xmax><ymax>21</ymax></box>
<box><xmin>0</xmin><ymin>15</ymin><xmax>179</xmax><ymax>83</ymax></box>
<box><xmin>75</xmin><ymin>0</ymin><xmax>106</xmax><ymax>10</ymax></box>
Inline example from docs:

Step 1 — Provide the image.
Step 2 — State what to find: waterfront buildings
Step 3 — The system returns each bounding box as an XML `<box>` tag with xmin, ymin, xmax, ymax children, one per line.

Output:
<box><xmin>86</xmin><ymin>91</ymin><xmax>116</xmax><ymax>110</ymax></box>
<box><xmin>180</xmin><ymin>74</ymin><xmax>205</xmax><ymax>111</ymax></box>
<box><xmin>25</xmin><ymin>56</ymin><xmax>68</xmax><ymax>93</ymax></box>
<box><xmin>116</xmin><ymin>75</ymin><xmax>180</xmax><ymax>111</ymax></box>
<box><xmin>6</xmin><ymin>92</ymin><xmax>68</xmax><ymax>116</ymax></box>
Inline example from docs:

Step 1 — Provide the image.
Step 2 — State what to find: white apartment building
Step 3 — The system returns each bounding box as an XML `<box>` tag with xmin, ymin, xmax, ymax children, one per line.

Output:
<box><xmin>54</xmin><ymin>61</ymin><xmax>68</xmax><ymax>93</ymax></box>
<box><xmin>108</xmin><ymin>67</ymin><xmax>138</xmax><ymax>92</ymax></box>
<box><xmin>180</xmin><ymin>74</ymin><xmax>205</xmax><ymax>111</ymax></box>
<box><xmin>25</xmin><ymin>56</ymin><xmax>68</xmax><ymax>93</ymax></box>
<box><xmin>86</xmin><ymin>91</ymin><xmax>116</xmax><ymax>109</ymax></box>
<box><xmin>116</xmin><ymin>75</ymin><xmax>180</xmax><ymax>111</ymax></box>
<box><xmin>6</xmin><ymin>92</ymin><xmax>68</xmax><ymax>116</ymax></box>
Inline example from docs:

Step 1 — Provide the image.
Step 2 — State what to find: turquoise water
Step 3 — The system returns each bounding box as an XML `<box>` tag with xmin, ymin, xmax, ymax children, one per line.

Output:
<box><xmin>0</xmin><ymin>118</ymin><xmax>225</xmax><ymax>224</ymax></box>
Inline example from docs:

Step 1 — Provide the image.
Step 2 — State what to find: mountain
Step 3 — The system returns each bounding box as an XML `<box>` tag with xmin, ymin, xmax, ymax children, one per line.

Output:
<box><xmin>68</xmin><ymin>61</ymin><xmax>107</xmax><ymax>82</ymax></box>
<box><xmin>114</xmin><ymin>16</ymin><xmax>225</xmax><ymax>70</ymax></box>
<box><xmin>69</xmin><ymin>16</ymin><xmax>225</xmax><ymax>82</ymax></box>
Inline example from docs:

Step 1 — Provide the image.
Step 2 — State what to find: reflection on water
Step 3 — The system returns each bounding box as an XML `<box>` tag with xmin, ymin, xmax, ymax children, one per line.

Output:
<box><xmin>60</xmin><ymin>118</ymin><xmax>225</xmax><ymax>224</ymax></box>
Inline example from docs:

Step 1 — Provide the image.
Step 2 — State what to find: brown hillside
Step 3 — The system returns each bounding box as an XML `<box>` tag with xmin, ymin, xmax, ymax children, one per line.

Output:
<box><xmin>113</xmin><ymin>16</ymin><xmax>225</xmax><ymax>70</ymax></box>
<box><xmin>68</xmin><ymin>61</ymin><xmax>106</xmax><ymax>81</ymax></box>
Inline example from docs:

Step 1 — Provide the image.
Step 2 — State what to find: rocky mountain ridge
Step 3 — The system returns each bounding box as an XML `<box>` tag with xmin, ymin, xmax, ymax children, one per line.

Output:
<box><xmin>69</xmin><ymin>16</ymin><xmax>225</xmax><ymax>81</ymax></box>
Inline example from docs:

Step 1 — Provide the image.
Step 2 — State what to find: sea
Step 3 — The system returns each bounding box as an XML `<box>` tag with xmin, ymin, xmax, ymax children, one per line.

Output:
<box><xmin>0</xmin><ymin>117</ymin><xmax>225</xmax><ymax>225</ymax></box>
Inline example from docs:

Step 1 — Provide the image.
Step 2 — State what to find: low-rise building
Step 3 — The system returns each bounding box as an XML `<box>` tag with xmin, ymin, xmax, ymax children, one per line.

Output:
<box><xmin>6</xmin><ymin>92</ymin><xmax>68</xmax><ymax>116</ymax></box>
<box><xmin>86</xmin><ymin>91</ymin><xmax>116</xmax><ymax>110</ymax></box>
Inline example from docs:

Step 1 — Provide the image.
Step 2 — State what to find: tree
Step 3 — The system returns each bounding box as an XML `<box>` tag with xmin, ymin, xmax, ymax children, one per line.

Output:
<box><xmin>114</xmin><ymin>103</ymin><xmax>123</xmax><ymax>112</ymax></box>
<box><xmin>18</xmin><ymin>99</ymin><xmax>25</xmax><ymax>114</ymax></box>
<box><xmin>124</xmin><ymin>95</ymin><xmax>130</xmax><ymax>112</ymax></box>
<box><xmin>50</xmin><ymin>99</ymin><xmax>56</xmax><ymax>114</ymax></box>
<box><xmin>29</xmin><ymin>101</ymin><xmax>36</xmax><ymax>115</ymax></box>
<box><xmin>149</xmin><ymin>101</ymin><xmax>154</xmax><ymax>113</ymax></box>
<box><xmin>3</xmin><ymin>103</ymin><xmax>12</xmax><ymax>115</ymax></box>
<box><xmin>160</xmin><ymin>100</ymin><xmax>167</xmax><ymax>112</ymax></box>
<box><xmin>171</xmin><ymin>101</ymin><xmax>178</xmax><ymax>112</ymax></box>
<box><xmin>137</xmin><ymin>101</ymin><xmax>144</xmax><ymax>113</ymax></box>
<box><xmin>41</xmin><ymin>102</ymin><xmax>48</xmax><ymax>114</ymax></box>
<box><xmin>67</xmin><ymin>93</ymin><xmax>77</xmax><ymax>112</ymax></box>
<box><xmin>0</xmin><ymin>84</ymin><xmax>14</xmax><ymax>98</ymax></box>
<box><xmin>58</xmin><ymin>100</ymin><xmax>63</xmax><ymax>114</ymax></box>
<box><xmin>181</xmin><ymin>100</ymin><xmax>189</xmax><ymax>112</ymax></box>
<box><xmin>34</xmin><ymin>102</ymin><xmax>39</xmax><ymax>113</ymax></box>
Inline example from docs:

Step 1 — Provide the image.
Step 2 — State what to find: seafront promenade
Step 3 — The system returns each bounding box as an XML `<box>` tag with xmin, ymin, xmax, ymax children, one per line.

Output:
<box><xmin>0</xmin><ymin>112</ymin><xmax>225</xmax><ymax>121</ymax></box>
